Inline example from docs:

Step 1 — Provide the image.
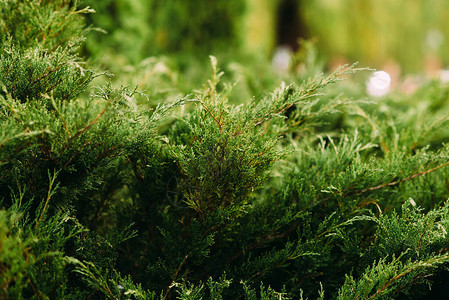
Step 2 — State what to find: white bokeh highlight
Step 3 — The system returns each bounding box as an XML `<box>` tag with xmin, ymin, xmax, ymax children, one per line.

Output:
<box><xmin>366</xmin><ymin>71</ymin><xmax>391</xmax><ymax>97</ymax></box>
<box><xmin>272</xmin><ymin>46</ymin><xmax>292</xmax><ymax>73</ymax></box>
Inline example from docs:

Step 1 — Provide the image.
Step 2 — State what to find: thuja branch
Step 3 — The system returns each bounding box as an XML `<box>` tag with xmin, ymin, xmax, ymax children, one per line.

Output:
<box><xmin>0</xmin><ymin>129</ymin><xmax>51</xmax><ymax>148</ymax></box>
<box><xmin>199</xmin><ymin>98</ymin><xmax>222</xmax><ymax>131</ymax></box>
<box><xmin>31</xmin><ymin>64</ymin><xmax>65</xmax><ymax>86</ymax></box>
<box><xmin>162</xmin><ymin>254</ymin><xmax>190</xmax><ymax>300</ymax></box>
<box><xmin>358</xmin><ymin>160</ymin><xmax>449</xmax><ymax>195</ymax></box>
<box><xmin>253</xmin><ymin>64</ymin><xmax>360</xmax><ymax>127</ymax></box>
<box><xmin>367</xmin><ymin>253</ymin><xmax>449</xmax><ymax>300</ymax></box>
<box><xmin>35</xmin><ymin>170</ymin><xmax>59</xmax><ymax>228</ymax></box>
<box><xmin>321</xmin><ymin>160</ymin><xmax>449</xmax><ymax>203</ymax></box>
<box><xmin>72</xmin><ymin>106</ymin><xmax>107</xmax><ymax>139</ymax></box>
<box><xmin>50</xmin><ymin>95</ymin><xmax>71</xmax><ymax>138</ymax></box>
<box><xmin>229</xmin><ymin>220</ymin><xmax>300</xmax><ymax>263</ymax></box>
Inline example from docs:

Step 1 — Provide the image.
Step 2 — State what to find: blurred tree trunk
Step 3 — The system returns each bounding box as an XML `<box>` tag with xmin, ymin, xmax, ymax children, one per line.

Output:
<box><xmin>243</xmin><ymin>0</ymin><xmax>309</xmax><ymax>56</ymax></box>
<box><xmin>276</xmin><ymin>0</ymin><xmax>308</xmax><ymax>51</ymax></box>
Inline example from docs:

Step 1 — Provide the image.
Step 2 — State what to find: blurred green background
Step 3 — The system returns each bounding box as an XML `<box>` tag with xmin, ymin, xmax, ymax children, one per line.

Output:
<box><xmin>83</xmin><ymin>0</ymin><xmax>449</xmax><ymax>81</ymax></box>
<box><xmin>302</xmin><ymin>0</ymin><xmax>449</xmax><ymax>75</ymax></box>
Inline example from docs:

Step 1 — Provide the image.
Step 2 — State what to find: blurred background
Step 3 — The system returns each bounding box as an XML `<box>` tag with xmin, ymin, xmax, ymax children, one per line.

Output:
<box><xmin>82</xmin><ymin>0</ymin><xmax>449</xmax><ymax>95</ymax></box>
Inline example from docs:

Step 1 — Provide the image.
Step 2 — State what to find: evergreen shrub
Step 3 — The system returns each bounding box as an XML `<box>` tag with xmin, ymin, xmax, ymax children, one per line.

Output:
<box><xmin>2</xmin><ymin>1</ymin><xmax>449</xmax><ymax>299</ymax></box>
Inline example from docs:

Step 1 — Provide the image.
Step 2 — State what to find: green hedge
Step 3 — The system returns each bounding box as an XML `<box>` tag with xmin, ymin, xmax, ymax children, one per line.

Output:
<box><xmin>2</xmin><ymin>1</ymin><xmax>449</xmax><ymax>299</ymax></box>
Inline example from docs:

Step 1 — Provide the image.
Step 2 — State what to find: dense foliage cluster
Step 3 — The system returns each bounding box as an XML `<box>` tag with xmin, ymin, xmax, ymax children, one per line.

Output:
<box><xmin>2</xmin><ymin>1</ymin><xmax>449</xmax><ymax>299</ymax></box>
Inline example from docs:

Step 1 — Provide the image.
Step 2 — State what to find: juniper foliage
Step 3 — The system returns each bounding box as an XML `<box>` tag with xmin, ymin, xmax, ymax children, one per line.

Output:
<box><xmin>3</xmin><ymin>1</ymin><xmax>449</xmax><ymax>299</ymax></box>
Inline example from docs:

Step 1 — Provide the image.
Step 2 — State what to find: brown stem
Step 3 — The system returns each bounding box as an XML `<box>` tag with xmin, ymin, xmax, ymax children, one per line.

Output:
<box><xmin>28</xmin><ymin>278</ymin><xmax>40</xmax><ymax>299</ymax></box>
<box><xmin>73</xmin><ymin>106</ymin><xmax>107</xmax><ymax>139</ymax></box>
<box><xmin>359</xmin><ymin>160</ymin><xmax>449</xmax><ymax>194</ymax></box>
<box><xmin>31</xmin><ymin>65</ymin><xmax>65</xmax><ymax>85</ymax></box>
<box><xmin>201</xmin><ymin>101</ymin><xmax>222</xmax><ymax>131</ymax></box>
<box><xmin>162</xmin><ymin>254</ymin><xmax>190</xmax><ymax>300</ymax></box>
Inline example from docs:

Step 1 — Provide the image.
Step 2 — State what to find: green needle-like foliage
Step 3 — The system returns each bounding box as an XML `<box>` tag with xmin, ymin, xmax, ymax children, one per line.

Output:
<box><xmin>3</xmin><ymin>1</ymin><xmax>449</xmax><ymax>299</ymax></box>
<box><xmin>0</xmin><ymin>42</ymin><xmax>93</xmax><ymax>103</ymax></box>
<box><xmin>0</xmin><ymin>0</ymin><xmax>94</xmax><ymax>52</ymax></box>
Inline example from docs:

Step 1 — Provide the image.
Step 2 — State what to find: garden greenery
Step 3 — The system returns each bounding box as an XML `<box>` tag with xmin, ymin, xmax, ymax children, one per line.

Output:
<box><xmin>2</xmin><ymin>1</ymin><xmax>449</xmax><ymax>299</ymax></box>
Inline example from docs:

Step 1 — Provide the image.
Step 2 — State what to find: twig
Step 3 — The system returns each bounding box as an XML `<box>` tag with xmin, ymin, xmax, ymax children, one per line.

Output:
<box><xmin>73</xmin><ymin>106</ymin><xmax>107</xmax><ymax>139</ymax></box>
<box><xmin>50</xmin><ymin>96</ymin><xmax>71</xmax><ymax>138</ymax></box>
<box><xmin>36</xmin><ymin>171</ymin><xmax>59</xmax><ymax>228</ymax></box>
<box><xmin>200</xmin><ymin>100</ymin><xmax>222</xmax><ymax>131</ymax></box>
<box><xmin>28</xmin><ymin>278</ymin><xmax>40</xmax><ymax>299</ymax></box>
<box><xmin>162</xmin><ymin>254</ymin><xmax>190</xmax><ymax>300</ymax></box>
<box><xmin>359</xmin><ymin>160</ymin><xmax>449</xmax><ymax>194</ymax></box>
